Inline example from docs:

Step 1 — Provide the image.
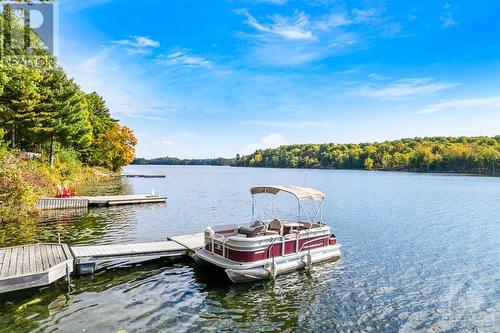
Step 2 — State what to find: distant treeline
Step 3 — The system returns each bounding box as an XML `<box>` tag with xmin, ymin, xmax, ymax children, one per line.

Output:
<box><xmin>133</xmin><ymin>157</ymin><xmax>235</xmax><ymax>166</ymax></box>
<box><xmin>238</xmin><ymin>136</ymin><xmax>499</xmax><ymax>175</ymax></box>
<box><xmin>135</xmin><ymin>136</ymin><xmax>500</xmax><ymax>175</ymax></box>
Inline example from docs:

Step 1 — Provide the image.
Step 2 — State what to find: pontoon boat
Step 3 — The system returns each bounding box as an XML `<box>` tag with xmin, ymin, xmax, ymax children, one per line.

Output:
<box><xmin>194</xmin><ymin>185</ymin><xmax>341</xmax><ymax>283</ymax></box>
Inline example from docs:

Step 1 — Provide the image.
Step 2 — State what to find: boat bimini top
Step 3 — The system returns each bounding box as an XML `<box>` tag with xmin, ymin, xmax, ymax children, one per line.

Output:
<box><xmin>250</xmin><ymin>185</ymin><xmax>326</xmax><ymax>224</ymax></box>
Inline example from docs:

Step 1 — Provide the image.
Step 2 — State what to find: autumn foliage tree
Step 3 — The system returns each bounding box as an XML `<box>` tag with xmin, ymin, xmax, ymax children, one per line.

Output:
<box><xmin>92</xmin><ymin>124</ymin><xmax>137</xmax><ymax>171</ymax></box>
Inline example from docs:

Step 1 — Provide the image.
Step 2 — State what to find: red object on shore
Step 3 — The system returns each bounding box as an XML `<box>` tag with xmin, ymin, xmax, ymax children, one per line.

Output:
<box><xmin>55</xmin><ymin>186</ymin><xmax>77</xmax><ymax>198</ymax></box>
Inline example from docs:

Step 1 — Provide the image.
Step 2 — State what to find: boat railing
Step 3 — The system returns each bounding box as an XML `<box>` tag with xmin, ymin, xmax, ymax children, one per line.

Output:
<box><xmin>207</xmin><ymin>227</ymin><xmax>216</xmax><ymax>254</ymax></box>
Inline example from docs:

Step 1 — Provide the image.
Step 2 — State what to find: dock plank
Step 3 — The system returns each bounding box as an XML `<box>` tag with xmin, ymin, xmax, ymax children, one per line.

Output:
<box><xmin>41</xmin><ymin>245</ymin><xmax>50</xmax><ymax>271</ymax></box>
<box><xmin>168</xmin><ymin>233</ymin><xmax>205</xmax><ymax>251</ymax></box>
<box><xmin>20</xmin><ymin>246</ymin><xmax>28</xmax><ymax>275</ymax></box>
<box><xmin>34</xmin><ymin>245</ymin><xmax>42</xmax><ymax>273</ymax></box>
<box><xmin>61</xmin><ymin>244</ymin><xmax>73</xmax><ymax>262</ymax></box>
<box><xmin>0</xmin><ymin>249</ymin><xmax>5</xmax><ymax>268</ymax></box>
<box><xmin>0</xmin><ymin>249</ymin><xmax>5</xmax><ymax>271</ymax></box>
<box><xmin>29</xmin><ymin>246</ymin><xmax>35</xmax><ymax>274</ymax></box>
<box><xmin>55</xmin><ymin>246</ymin><xmax>65</xmax><ymax>263</ymax></box>
<box><xmin>0</xmin><ymin>248</ymin><xmax>11</xmax><ymax>277</ymax></box>
<box><xmin>8</xmin><ymin>247</ymin><xmax>18</xmax><ymax>276</ymax></box>
<box><xmin>47</xmin><ymin>245</ymin><xmax>57</xmax><ymax>268</ymax></box>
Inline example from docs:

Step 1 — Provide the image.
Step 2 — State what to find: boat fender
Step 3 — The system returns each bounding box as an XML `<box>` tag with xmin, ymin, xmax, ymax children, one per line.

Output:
<box><xmin>303</xmin><ymin>252</ymin><xmax>313</xmax><ymax>270</ymax></box>
<box><xmin>265</xmin><ymin>260</ymin><xmax>278</xmax><ymax>279</ymax></box>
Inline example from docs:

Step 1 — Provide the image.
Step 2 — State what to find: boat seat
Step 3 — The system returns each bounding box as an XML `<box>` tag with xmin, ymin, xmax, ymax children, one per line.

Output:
<box><xmin>269</xmin><ymin>218</ymin><xmax>284</xmax><ymax>236</ymax></box>
<box><xmin>238</xmin><ymin>224</ymin><xmax>266</xmax><ymax>237</ymax></box>
<box><xmin>249</xmin><ymin>220</ymin><xmax>265</xmax><ymax>228</ymax></box>
<box><xmin>299</xmin><ymin>222</ymin><xmax>313</xmax><ymax>229</ymax></box>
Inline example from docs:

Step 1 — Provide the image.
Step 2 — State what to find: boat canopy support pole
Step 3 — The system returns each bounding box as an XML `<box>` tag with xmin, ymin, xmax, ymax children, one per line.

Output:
<box><xmin>252</xmin><ymin>195</ymin><xmax>255</xmax><ymax>221</ymax></box>
<box><xmin>298</xmin><ymin>200</ymin><xmax>311</xmax><ymax>223</ymax></box>
<box><xmin>311</xmin><ymin>200</ymin><xmax>324</xmax><ymax>223</ymax></box>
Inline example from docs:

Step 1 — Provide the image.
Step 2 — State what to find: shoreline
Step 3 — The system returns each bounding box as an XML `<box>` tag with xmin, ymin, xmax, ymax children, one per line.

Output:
<box><xmin>129</xmin><ymin>164</ymin><xmax>500</xmax><ymax>177</ymax></box>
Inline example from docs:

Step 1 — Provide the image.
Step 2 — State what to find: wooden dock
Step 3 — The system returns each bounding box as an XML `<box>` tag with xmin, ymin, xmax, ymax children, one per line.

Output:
<box><xmin>36</xmin><ymin>198</ymin><xmax>88</xmax><ymax>210</ymax></box>
<box><xmin>71</xmin><ymin>241</ymin><xmax>188</xmax><ymax>275</ymax></box>
<box><xmin>0</xmin><ymin>233</ymin><xmax>204</xmax><ymax>292</ymax></box>
<box><xmin>0</xmin><ymin>243</ymin><xmax>73</xmax><ymax>294</ymax></box>
<box><xmin>84</xmin><ymin>194</ymin><xmax>167</xmax><ymax>207</ymax></box>
<box><xmin>121</xmin><ymin>174</ymin><xmax>166</xmax><ymax>178</ymax></box>
<box><xmin>36</xmin><ymin>194</ymin><xmax>167</xmax><ymax>210</ymax></box>
<box><xmin>168</xmin><ymin>233</ymin><xmax>205</xmax><ymax>251</ymax></box>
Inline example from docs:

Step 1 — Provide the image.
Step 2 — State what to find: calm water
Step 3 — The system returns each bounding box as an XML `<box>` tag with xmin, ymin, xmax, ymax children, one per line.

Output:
<box><xmin>0</xmin><ymin>166</ymin><xmax>499</xmax><ymax>332</ymax></box>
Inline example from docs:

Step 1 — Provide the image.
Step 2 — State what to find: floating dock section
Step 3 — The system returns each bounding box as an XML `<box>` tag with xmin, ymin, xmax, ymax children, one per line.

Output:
<box><xmin>0</xmin><ymin>233</ymin><xmax>204</xmax><ymax>293</ymax></box>
<box><xmin>35</xmin><ymin>198</ymin><xmax>89</xmax><ymax>210</ymax></box>
<box><xmin>71</xmin><ymin>241</ymin><xmax>188</xmax><ymax>275</ymax></box>
<box><xmin>72</xmin><ymin>233</ymin><xmax>204</xmax><ymax>274</ymax></box>
<box><xmin>121</xmin><ymin>174</ymin><xmax>166</xmax><ymax>178</ymax></box>
<box><xmin>0</xmin><ymin>243</ymin><xmax>73</xmax><ymax>294</ymax></box>
<box><xmin>36</xmin><ymin>194</ymin><xmax>167</xmax><ymax>210</ymax></box>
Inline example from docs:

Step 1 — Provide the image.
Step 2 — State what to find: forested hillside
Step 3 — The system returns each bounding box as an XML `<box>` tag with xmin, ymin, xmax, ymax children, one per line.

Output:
<box><xmin>0</xmin><ymin>5</ymin><xmax>136</xmax><ymax>221</ymax></box>
<box><xmin>237</xmin><ymin>136</ymin><xmax>499</xmax><ymax>175</ymax></box>
<box><xmin>0</xmin><ymin>7</ymin><xmax>136</xmax><ymax>171</ymax></box>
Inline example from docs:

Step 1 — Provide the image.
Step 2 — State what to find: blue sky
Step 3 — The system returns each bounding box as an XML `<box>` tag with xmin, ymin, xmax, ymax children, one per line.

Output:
<box><xmin>56</xmin><ymin>0</ymin><xmax>500</xmax><ymax>158</ymax></box>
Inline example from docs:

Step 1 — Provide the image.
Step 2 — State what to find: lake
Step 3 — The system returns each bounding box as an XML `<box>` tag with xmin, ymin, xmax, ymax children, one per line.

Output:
<box><xmin>0</xmin><ymin>166</ymin><xmax>499</xmax><ymax>332</ymax></box>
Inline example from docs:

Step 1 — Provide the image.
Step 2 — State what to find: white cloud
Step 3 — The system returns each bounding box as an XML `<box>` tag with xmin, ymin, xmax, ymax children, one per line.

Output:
<box><xmin>440</xmin><ymin>3</ymin><xmax>456</xmax><ymax>28</ymax></box>
<box><xmin>252</xmin><ymin>0</ymin><xmax>287</xmax><ymax>4</ymax></box>
<box><xmin>235</xmin><ymin>6</ymin><xmax>393</xmax><ymax>66</ymax></box>
<box><xmin>316</xmin><ymin>7</ymin><xmax>381</xmax><ymax>30</ymax></box>
<box><xmin>61</xmin><ymin>44</ymin><xmax>181</xmax><ymax>119</ymax></box>
<box><xmin>241</xmin><ymin>133</ymin><xmax>288</xmax><ymax>155</ymax></box>
<box><xmin>159</xmin><ymin>51</ymin><xmax>212</xmax><ymax>68</ymax></box>
<box><xmin>418</xmin><ymin>97</ymin><xmax>500</xmax><ymax>114</ymax></box>
<box><xmin>248</xmin><ymin>120</ymin><xmax>330</xmax><ymax>129</ymax></box>
<box><xmin>368</xmin><ymin>73</ymin><xmax>391</xmax><ymax>81</ymax></box>
<box><xmin>351</xmin><ymin>8</ymin><xmax>380</xmax><ymax>23</ymax></box>
<box><xmin>354</xmin><ymin>78</ymin><xmax>457</xmax><ymax>99</ymax></box>
<box><xmin>240</xmin><ymin>10</ymin><xmax>316</xmax><ymax>40</ymax></box>
<box><xmin>316</xmin><ymin>12</ymin><xmax>353</xmax><ymax>30</ymax></box>
<box><xmin>252</xmin><ymin>42</ymin><xmax>326</xmax><ymax>65</ymax></box>
<box><xmin>60</xmin><ymin>0</ymin><xmax>112</xmax><ymax>12</ymax></box>
<box><xmin>113</xmin><ymin>35</ymin><xmax>160</xmax><ymax>54</ymax></box>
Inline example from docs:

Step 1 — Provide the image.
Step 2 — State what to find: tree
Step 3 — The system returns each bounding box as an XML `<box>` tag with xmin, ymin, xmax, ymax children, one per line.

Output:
<box><xmin>0</xmin><ymin>64</ymin><xmax>44</xmax><ymax>148</ymax></box>
<box><xmin>93</xmin><ymin>124</ymin><xmax>137</xmax><ymax>171</ymax></box>
<box><xmin>364</xmin><ymin>157</ymin><xmax>374</xmax><ymax>170</ymax></box>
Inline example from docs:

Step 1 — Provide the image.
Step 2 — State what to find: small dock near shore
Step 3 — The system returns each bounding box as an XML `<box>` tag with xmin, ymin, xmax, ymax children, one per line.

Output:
<box><xmin>36</xmin><ymin>194</ymin><xmax>167</xmax><ymax>210</ymax></box>
<box><xmin>0</xmin><ymin>233</ymin><xmax>204</xmax><ymax>294</ymax></box>
<box><xmin>121</xmin><ymin>174</ymin><xmax>166</xmax><ymax>178</ymax></box>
